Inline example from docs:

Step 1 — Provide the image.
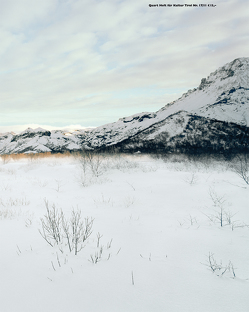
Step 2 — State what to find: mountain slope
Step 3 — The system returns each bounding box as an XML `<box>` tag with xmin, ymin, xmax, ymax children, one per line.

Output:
<box><xmin>79</xmin><ymin>57</ymin><xmax>249</xmax><ymax>150</ymax></box>
<box><xmin>114</xmin><ymin>111</ymin><xmax>249</xmax><ymax>154</ymax></box>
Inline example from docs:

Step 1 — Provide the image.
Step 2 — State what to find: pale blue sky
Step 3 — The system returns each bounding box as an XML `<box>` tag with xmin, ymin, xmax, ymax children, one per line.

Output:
<box><xmin>0</xmin><ymin>0</ymin><xmax>248</xmax><ymax>133</ymax></box>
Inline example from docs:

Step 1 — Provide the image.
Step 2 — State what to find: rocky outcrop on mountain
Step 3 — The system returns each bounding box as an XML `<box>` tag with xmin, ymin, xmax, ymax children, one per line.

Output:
<box><xmin>0</xmin><ymin>57</ymin><xmax>249</xmax><ymax>155</ymax></box>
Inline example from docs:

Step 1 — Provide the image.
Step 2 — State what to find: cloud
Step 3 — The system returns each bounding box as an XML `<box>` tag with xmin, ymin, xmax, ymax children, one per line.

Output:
<box><xmin>0</xmin><ymin>0</ymin><xmax>248</xmax><ymax>130</ymax></box>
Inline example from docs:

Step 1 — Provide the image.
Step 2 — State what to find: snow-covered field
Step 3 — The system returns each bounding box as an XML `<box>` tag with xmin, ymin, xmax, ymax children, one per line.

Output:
<box><xmin>0</xmin><ymin>153</ymin><xmax>248</xmax><ymax>312</ymax></box>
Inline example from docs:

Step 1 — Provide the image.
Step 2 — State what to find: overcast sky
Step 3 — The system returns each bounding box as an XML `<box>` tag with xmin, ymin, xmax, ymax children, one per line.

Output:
<box><xmin>0</xmin><ymin>0</ymin><xmax>248</xmax><ymax>133</ymax></box>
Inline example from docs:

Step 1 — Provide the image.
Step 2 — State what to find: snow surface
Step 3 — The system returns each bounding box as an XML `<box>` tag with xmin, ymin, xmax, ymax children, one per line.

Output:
<box><xmin>0</xmin><ymin>154</ymin><xmax>248</xmax><ymax>312</ymax></box>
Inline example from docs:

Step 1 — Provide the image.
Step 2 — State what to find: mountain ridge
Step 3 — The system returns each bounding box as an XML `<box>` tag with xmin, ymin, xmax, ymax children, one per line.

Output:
<box><xmin>1</xmin><ymin>57</ymin><xmax>249</xmax><ymax>154</ymax></box>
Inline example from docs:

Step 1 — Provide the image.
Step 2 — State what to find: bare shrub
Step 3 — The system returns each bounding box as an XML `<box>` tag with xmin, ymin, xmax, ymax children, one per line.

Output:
<box><xmin>89</xmin><ymin>246</ymin><xmax>103</xmax><ymax>264</ymax></box>
<box><xmin>77</xmin><ymin>152</ymin><xmax>89</xmax><ymax>176</ymax></box>
<box><xmin>69</xmin><ymin>212</ymin><xmax>93</xmax><ymax>255</ymax></box>
<box><xmin>39</xmin><ymin>199</ymin><xmax>62</xmax><ymax>247</ymax></box>
<box><xmin>88</xmin><ymin>240</ymin><xmax>113</xmax><ymax>264</ymax></box>
<box><xmin>114</xmin><ymin>158</ymin><xmax>140</xmax><ymax>171</ymax></box>
<box><xmin>39</xmin><ymin>199</ymin><xmax>94</xmax><ymax>255</ymax></box>
<box><xmin>203</xmin><ymin>188</ymin><xmax>248</xmax><ymax>230</ymax></box>
<box><xmin>76</xmin><ymin>151</ymin><xmax>107</xmax><ymax>187</ymax></box>
<box><xmin>101</xmin><ymin>153</ymin><xmax>141</xmax><ymax>172</ymax></box>
<box><xmin>78</xmin><ymin>151</ymin><xmax>105</xmax><ymax>177</ymax></box>
<box><xmin>88</xmin><ymin>153</ymin><xmax>105</xmax><ymax>177</ymax></box>
<box><xmin>34</xmin><ymin>179</ymin><xmax>48</xmax><ymax>188</ymax></box>
<box><xmin>93</xmin><ymin>194</ymin><xmax>113</xmax><ymax>207</ymax></box>
<box><xmin>0</xmin><ymin>208</ymin><xmax>33</xmax><ymax>220</ymax></box>
<box><xmin>203</xmin><ymin>252</ymin><xmax>236</xmax><ymax>278</ymax></box>
<box><xmin>184</xmin><ymin>172</ymin><xmax>198</xmax><ymax>185</ymax></box>
<box><xmin>25</xmin><ymin>218</ymin><xmax>33</xmax><ymax>227</ymax></box>
<box><xmin>232</xmin><ymin>154</ymin><xmax>249</xmax><ymax>185</ymax></box>
<box><xmin>54</xmin><ymin>179</ymin><xmax>65</xmax><ymax>192</ymax></box>
<box><xmin>0</xmin><ymin>208</ymin><xmax>15</xmax><ymax>219</ymax></box>
<box><xmin>187</xmin><ymin>215</ymin><xmax>198</xmax><ymax>226</ymax></box>
<box><xmin>0</xmin><ymin>197</ymin><xmax>30</xmax><ymax>207</ymax></box>
<box><xmin>123</xmin><ymin>196</ymin><xmax>135</xmax><ymax>208</ymax></box>
<box><xmin>204</xmin><ymin>189</ymin><xmax>227</xmax><ymax>226</ymax></box>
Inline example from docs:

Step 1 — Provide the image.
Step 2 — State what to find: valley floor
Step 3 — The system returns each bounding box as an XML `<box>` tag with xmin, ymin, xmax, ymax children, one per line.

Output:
<box><xmin>0</xmin><ymin>153</ymin><xmax>248</xmax><ymax>312</ymax></box>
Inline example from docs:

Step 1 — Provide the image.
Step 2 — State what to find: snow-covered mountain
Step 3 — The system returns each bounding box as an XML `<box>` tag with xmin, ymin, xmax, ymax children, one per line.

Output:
<box><xmin>1</xmin><ymin>57</ymin><xmax>249</xmax><ymax>154</ymax></box>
